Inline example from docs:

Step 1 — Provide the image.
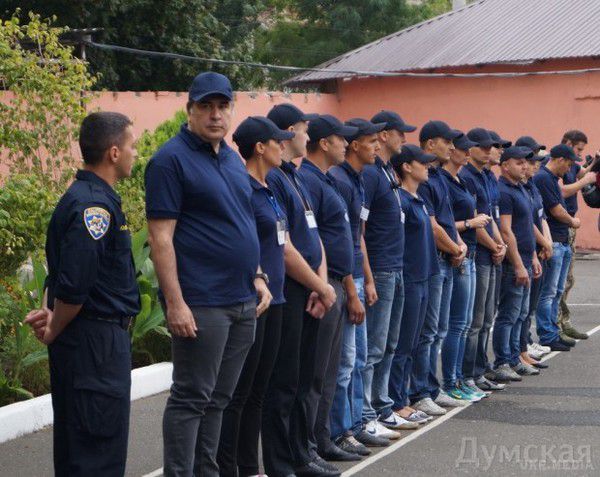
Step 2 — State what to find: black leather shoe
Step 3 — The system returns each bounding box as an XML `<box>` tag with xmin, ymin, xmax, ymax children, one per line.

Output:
<box><xmin>548</xmin><ymin>340</ymin><xmax>570</xmax><ymax>352</ymax></box>
<box><xmin>312</xmin><ymin>456</ymin><xmax>342</xmax><ymax>474</ymax></box>
<box><xmin>319</xmin><ymin>445</ymin><xmax>361</xmax><ymax>462</ymax></box>
<box><xmin>295</xmin><ymin>461</ymin><xmax>338</xmax><ymax>477</ymax></box>
<box><xmin>532</xmin><ymin>361</ymin><xmax>549</xmax><ymax>369</ymax></box>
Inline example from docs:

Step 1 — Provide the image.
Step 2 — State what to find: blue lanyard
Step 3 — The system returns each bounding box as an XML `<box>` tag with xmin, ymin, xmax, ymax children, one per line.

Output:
<box><xmin>265</xmin><ymin>190</ymin><xmax>284</xmax><ymax>220</ymax></box>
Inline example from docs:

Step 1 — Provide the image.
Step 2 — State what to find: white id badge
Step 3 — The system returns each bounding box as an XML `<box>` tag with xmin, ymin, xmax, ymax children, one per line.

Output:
<box><xmin>277</xmin><ymin>220</ymin><xmax>287</xmax><ymax>245</ymax></box>
<box><xmin>344</xmin><ymin>211</ymin><xmax>350</xmax><ymax>222</ymax></box>
<box><xmin>495</xmin><ymin>206</ymin><xmax>500</xmax><ymax>220</ymax></box>
<box><xmin>538</xmin><ymin>208</ymin><xmax>544</xmax><ymax>218</ymax></box>
<box><xmin>401</xmin><ymin>210</ymin><xmax>406</xmax><ymax>224</ymax></box>
<box><xmin>360</xmin><ymin>206</ymin><xmax>370</xmax><ymax>221</ymax></box>
<box><xmin>305</xmin><ymin>210</ymin><xmax>318</xmax><ymax>229</ymax></box>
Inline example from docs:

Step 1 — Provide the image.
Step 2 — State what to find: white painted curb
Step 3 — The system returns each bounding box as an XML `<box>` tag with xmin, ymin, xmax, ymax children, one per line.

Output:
<box><xmin>0</xmin><ymin>361</ymin><xmax>173</xmax><ymax>444</ymax></box>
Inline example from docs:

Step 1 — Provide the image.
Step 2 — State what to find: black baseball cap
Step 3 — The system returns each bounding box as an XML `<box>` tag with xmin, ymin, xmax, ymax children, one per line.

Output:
<box><xmin>453</xmin><ymin>133</ymin><xmax>479</xmax><ymax>152</ymax></box>
<box><xmin>189</xmin><ymin>72</ymin><xmax>233</xmax><ymax>103</ymax></box>
<box><xmin>307</xmin><ymin>115</ymin><xmax>359</xmax><ymax>142</ymax></box>
<box><xmin>344</xmin><ymin>118</ymin><xmax>386</xmax><ymax>142</ymax></box>
<box><xmin>391</xmin><ymin>144</ymin><xmax>437</xmax><ymax>171</ymax></box>
<box><xmin>515</xmin><ymin>135</ymin><xmax>546</xmax><ymax>152</ymax></box>
<box><xmin>467</xmin><ymin>128</ymin><xmax>499</xmax><ymax>148</ymax></box>
<box><xmin>267</xmin><ymin>103</ymin><xmax>319</xmax><ymax>130</ymax></box>
<box><xmin>370</xmin><ymin>110</ymin><xmax>417</xmax><ymax>133</ymax></box>
<box><xmin>419</xmin><ymin>120</ymin><xmax>462</xmax><ymax>142</ymax></box>
<box><xmin>500</xmin><ymin>146</ymin><xmax>534</xmax><ymax>163</ymax></box>
<box><xmin>233</xmin><ymin>116</ymin><xmax>295</xmax><ymax>151</ymax></box>
<box><xmin>489</xmin><ymin>130</ymin><xmax>512</xmax><ymax>148</ymax></box>
<box><xmin>550</xmin><ymin>144</ymin><xmax>578</xmax><ymax>161</ymax></box>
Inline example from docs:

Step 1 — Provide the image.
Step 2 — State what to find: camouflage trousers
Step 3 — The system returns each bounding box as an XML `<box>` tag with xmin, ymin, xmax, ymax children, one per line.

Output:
<box><xmin>558</xmin><ymin>227</ymin><xmax>576</xmax><ymax>329</ymax></box>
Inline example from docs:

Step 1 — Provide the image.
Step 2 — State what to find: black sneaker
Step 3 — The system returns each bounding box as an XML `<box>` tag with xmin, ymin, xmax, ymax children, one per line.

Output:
<box><xmin>295</xmin><ymin>460</ymin><xmax>339</xmax><ymax>477</ymax></box>
<box><xmin>354</xmin><ymin>429</ymin><xmax>390</xmax><ymax>447</ymax></box>
<box><xmin>336</xmin><ymin>436</ymin><xmax>371</xmax><ymax>456</ymax></box>
<box><xmin>312</xmin><ymin>456</ymin><xmax>341</xmax><ymax>475</ymax></box>
<box><xmin>548</xmin><ymin>340</ymin><xmax>571</xmax><ymax>352</ymax></box>
<box><xmin>318</xmin><ymin>444</ymin><xmax>361</xmax><ymax>462</ymax></box>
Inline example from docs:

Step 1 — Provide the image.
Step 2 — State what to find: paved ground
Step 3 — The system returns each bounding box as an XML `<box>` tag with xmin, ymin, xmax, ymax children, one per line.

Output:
<box><xmin>1</xmin><ymin>256</ymin><xmax>599</xmax><ymax>477</ymax></box>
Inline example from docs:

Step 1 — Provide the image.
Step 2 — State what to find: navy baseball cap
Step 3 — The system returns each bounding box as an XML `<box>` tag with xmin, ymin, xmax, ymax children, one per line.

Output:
<box><xmin>489</xmin><ymin>131</ymin><xmax>512</xmax><ymax>148</ymax></box>
<box><xmin>500</xmin><ymin>146</ymin><xmax>534</xmax><ymax>163</ymax></box>
<box><xmin>453</xmin><ymin>133</ymin><xmax>479</xmax><ymax>152</ymax></box>
<box><xmin>189</xmin><ymin>72</ymin><xmax>233</xmax><ymax>103</ymax></box>
<box><xmin>515</xmin><ymin>135</ymin><xmax>546</xmax><ymax>151</ymax></box>
<box><xmin>467</xmin><ymin>128</ymin><xmax>499</xmax><ymax>148</ymax></box>
<box><xmin>550</xmin><ymin>144</ymin><xmax>578</xmax><ymax>161</ymax></box>
<box><xmin>370</xmin><ymin>110</ymin><xmax>417</xmax><ymax>133</ymax></box>
<box><xmin>233</xmin><ymin>116</ymin><xmax>295</xmax><ymax>151</ymax></box>
<box><xmin>391</xmin><ymin>144</ymin><xmax>437</xmax><ymax>170</ymax></box>
<box><xmin>344</xmin><ymin>118</ymin><xmax>386</xmax><ymax>142</ymax></box>
<box><xmin>308</xmin><ymin>115</ymin><xmax>359</xmax><ymax>142</ymax></box>
<box><xmin>267</xmin><ymin>103</ymin><xmax>319</xmax><ymax>130</ymax></box>
<box><xmin>419</xmin><ymin>120</ymin><xmax>462</xmax><ymax>142</ymax></box>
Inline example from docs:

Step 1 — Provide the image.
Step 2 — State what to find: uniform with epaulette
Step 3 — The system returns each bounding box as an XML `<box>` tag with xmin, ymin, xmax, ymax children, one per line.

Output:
<box><xmin>45</xmin><ymin>169</ymin><xmax>140</xmax><ymax>476</ymax></box>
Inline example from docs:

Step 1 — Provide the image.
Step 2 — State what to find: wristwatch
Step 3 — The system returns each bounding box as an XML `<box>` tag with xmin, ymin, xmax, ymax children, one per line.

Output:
<box><xmin>464</xmin><ymin>219</ymin><xmax>471</xmax><ymax>230</ymax></box>
<box><xmin>255</xmin><ymin>272</ymin><xmax>270</xmax><ymax>285</ymax></box>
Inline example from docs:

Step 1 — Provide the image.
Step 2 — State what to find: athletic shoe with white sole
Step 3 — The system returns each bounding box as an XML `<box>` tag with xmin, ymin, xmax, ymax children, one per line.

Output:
<box><xmin>365</xmin><ymin>419</ymin><xmax>401</xmax><ymax>440</ymax></box>
<box><xmin>412</xmin><ymin>397</ymin><xmax>447</xmax><ymax>416</ymax></box>
<box><xmin>435</xmin><ymin>390</ymin><xmax>469</xmax><ymax>407</ymax></box>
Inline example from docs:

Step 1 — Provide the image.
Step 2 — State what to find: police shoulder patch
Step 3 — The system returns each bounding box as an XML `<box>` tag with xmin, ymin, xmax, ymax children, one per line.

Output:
<box><xmin>83</xmin><ymin>207</ymin><xmax>111</xmax><ymax>240</ymax></box>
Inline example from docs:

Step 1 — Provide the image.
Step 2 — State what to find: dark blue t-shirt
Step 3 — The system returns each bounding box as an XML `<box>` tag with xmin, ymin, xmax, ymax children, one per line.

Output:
<box><xmin>330</xmin><ymin>161</ymin><xmax>365</xmax><ymax>279</ymax></box>
<box><xmin>298</xmin><ymin>159</ymin><xmax>354</xmax><ymax>278</ymax></box>
<box><xmin>418</xmin><ymin>166</ymin><xmax>459</xmax><ymax>245</ymax></box>
<box><xmin>440</xmin><ymin>168</ymin><xmax>477</xmax><ymax>252</ymax></box>
<box><xmin>563</xmin><ymin>163</ymin><xmax>581</xmax><ymax>216</ymax></box>
<box><xmin>399</xmin><ymin>188</ymin><xmax>440</xmax><ymax>283</ymax></box>
<box><xmin>523</xmin><ymin>179</ymin><xmax>546</xmax><ymax>232</ymax></box>
<box><xmin>484</xmin><ymin>168</ymin><xmax>501</xmax><ymax>227</ymax></box>
<box><xmin>267</xmin><ymin>161</ymin><xmax>323</xmax><ymax>271</ymax></box>
<box><xmin>533</xmin><ymin>165</ymin><xmax>570</xmax><ymax>243</ymax></box>
<box><xmin>249</xmin><ymin>176</ymin><xmax>286</xmax><ymax>305</ymax></box>
<box><xmin>45</xmin><ymin>170</ymin><xmax>141</xmax><ymax>318</ymax></box>
<box><xmin>363</xmin><ymin>157</ymin><xmax>405</xmax><ymax>272</ymax></box>
<box><xmin>145</xmin><ymin>124</ymin><xmax>260</xmax><ymax>307</ymax></box>
<box><xmin>498</xmin><ymin>176</ymin><xmax>536</xmax><ymax>268</ymax></box>
<box><xmin>460</xmin><ymin>163</ymin><xmax>495</xmax><ymax>265</ymax></box>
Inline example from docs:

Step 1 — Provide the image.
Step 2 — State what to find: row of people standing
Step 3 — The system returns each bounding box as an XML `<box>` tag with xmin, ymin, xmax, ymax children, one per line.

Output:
<box><xmin>27</xmin><ymin>70</ymin><xmax>597</xmax><ymax>477</ymax></box>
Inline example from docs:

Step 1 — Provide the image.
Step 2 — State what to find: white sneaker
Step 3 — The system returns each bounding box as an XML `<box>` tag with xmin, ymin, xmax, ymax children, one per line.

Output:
<box><xmin>366</xmin><ymin>419</ymin><xmax>401</xmax><ymax>440</ymax></box>
<box><xmin>378</xmin><ymin>412</ymin><xmax>419</xmax><ymax>430</ymax></box>
<box><xmin>530</xmin><ymin>343</ymin><xmax>550</xmax><ymax>355</ymax></box>
<box><xmin>526</xmin><ymin>347</ymin><xmax>544</xmax><ymax>360</ymax></box>
<box><xmin>412</xmin><ymin>397</ymin><xmax>447</xmax><ymax>416</ymax></box>
<box><xmin>435</xmin><ymin>390</ymin><xmax>469</xmax><ymax>408</ymax></box>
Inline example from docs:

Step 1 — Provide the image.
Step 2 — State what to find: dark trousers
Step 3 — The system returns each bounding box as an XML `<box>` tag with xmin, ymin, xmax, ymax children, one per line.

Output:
<box><xmin>307</xmin><ymin>278</ymin><xmax>345</xmax><ymax>456</ymax></box>
<box><xmin>217</xmin><ymin>304</ymin><xmax>284</xmax><ymax>477</ymax></box>
<box><xmin>162</xmin><ymin>301</ymin><xmax>256</xmax><ymax>477</ymax></box>
<box><xmin>521</xmin><ymin>273</ymin><xmax>543</xmax><ymax>352</ymax></box>
<box><xmin>49</xmin><ymin>317</ymin><xmax>131</xmax><ymax>477</ymax></box>
<box><xmin>262</xmin><ymin>278</ymin><xmax>319</xmax><ymax>476</ymax></box>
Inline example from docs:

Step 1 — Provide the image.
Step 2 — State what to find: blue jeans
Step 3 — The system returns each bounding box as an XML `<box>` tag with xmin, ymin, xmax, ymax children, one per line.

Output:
<box><xmin>536</xmin><ymin>243</ymin><xmax>572</xmax><ymax>345</ymax></box>
<box><xmin>442</xmin><ymin>257</ymin><xmax>476</xmax><ymax>389</ymax></box>
<box><xmin>351</xmin><ymin>280</ymin><xmax>367</xmax><ymax>435</ymax></box>
<box><xmin>389</xmin><ymin>279</ymin><xmax>429</xmax><ymax>410</ymax></box>
<box><xmin>521</xmin><ymin>272</ymin><xmax>543</xmax><ymax>352</ymax></box>
<box><xmin>409</xmin><ymin>258</ymin><xmax>453</xmax><ymax>403</ymax></box>
<box><xmin>465</xmin><ymin>262</ymin><xmax>495</xmax><ymax>380</ymax></box>
<box><xmin>330</xmin><ymin>278</ymin><xmax>365</xmax><ymax>440</ymax></box>
<box><xmin>362</xmin><ymin>270</ymin><xmax>404</xmax><ymax>422</ymax></box>
<box><xmin>492</xmin><ymin>264</ymin><xmax>531</xmax><ymax>368</ymax></box>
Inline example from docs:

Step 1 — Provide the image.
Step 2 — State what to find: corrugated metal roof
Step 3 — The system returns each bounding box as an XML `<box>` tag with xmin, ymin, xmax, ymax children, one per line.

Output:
<box><xmin>287</xmin><ymin>0</ymin><xmax>600</xmax><ymax>85</ymax></box>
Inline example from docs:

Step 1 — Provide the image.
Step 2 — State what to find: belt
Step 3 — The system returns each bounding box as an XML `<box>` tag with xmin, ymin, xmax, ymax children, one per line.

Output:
<box><xmin>80</xmin><ymin>314</ymin><xmax>133</xmax><ymax>330</ymax></box>
<box><xmin>328</xmin><ymin>272</ymin><xmax>346</xmax><ymax>282</ymax></box>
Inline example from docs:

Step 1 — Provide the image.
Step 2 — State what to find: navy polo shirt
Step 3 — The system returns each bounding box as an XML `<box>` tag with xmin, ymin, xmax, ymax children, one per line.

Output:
<box><xmin>45</xmin><ymin>170</ymin><xmax>141</xmax><ymax>317</ymax></box>
<box><xmin>298</xmin><ymin>159</ymin><xmax>354</xmax><ymax>278</ymax></box>
<box><xmin>330</xmin><ymin>161</ymin><xmax>365</xmax><ymax>279</ymax></box>
<box><xmin>484</xmin><ymin>168</ymin><xmax>501</xmax><ymax>227</ymax></box>
<box><xmin>440</xmin><ymin>168</ymin><xmax>477</xmax><ymax>252</ymax></box>
<box><xmin>563</xmin><ymin>163</ymin><xmax>581</xmax><ymax>216</ymax></box>
<box><xmin>145</xmin><ymin>124</ymin><xmax>260</xmax><ymax>307</ymax></box>
<box><xmin>523</xmin><ymin>179</ymin><xmax>545</xmax><ymax>232</ymax></box>
<box><xmin>533</xmin><ymin>165</ymin><xmax>570</xmax><ymax>243</ymax></box>
<box><xmin>498</xmin><ymin>176</ymin><xmax>536</xmax><ymax>268</ymax></box>
<box><xmin>362</xmin><ymin>157</ymin><xmax>405</xmax><ymax>272</ymax></box>
<box><xmin>460</xmin><ymin>163</ymin><xmax>495</xmax><ymax>265</ymax></box>
<box><xmin>418</xmin><ymin>166</ymin><xmax>459</xmax><ymax>244</ymax></box>
<box><xmin>267</xmin><ymin>161</ymin><xmax>322</xmax><ymax>270</ymax></box>
<box><xmin>399</xmin><ymin>188</ymin><xmax>440</xmax><ymax>283</ymax></box>
<box><xmin>249</xmin><ymin>176</ymin><xmax>286</xmax><ymax>305</ymax></box>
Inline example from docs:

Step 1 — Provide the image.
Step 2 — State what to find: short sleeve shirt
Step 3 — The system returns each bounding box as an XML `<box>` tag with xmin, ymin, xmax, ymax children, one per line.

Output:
<box><xmin>399</xmin><ymin>188</ymin><xmax>440</xmax><ymax>282</ymax></box>
<box><xmin>484</xmin><ymin>168</ymin><xmax>501</xmax><ymax>227</ymax></box>
<box><xmin>498</xmin><ymin>176</ymin><xmax>536</xmax><ymax>268</ymax></box>
<box><xmin>440</xmin><ymin>168</ymin><xmax>477</xmax><ymax>252</ymax></box>
<box><xmin>298</xmin><ymin>159</ymin><xmax>354</xmax><ymax>278</ymax></box>
<box><xmin>45</xmin><ymin>170</ymin><xmax>140</xmax><ymax>317</ymax></box>
<box><xmin>329</xmin><ymin>161</ymin><xmax>365</xmax><ymax>279</ymax></box>
<box><xmin>145</xmin><ymin>124</ymin><xmax>260</xmax><ymax>307</ymax></box>
<box><xmin>249</xmin><ymin>176</ymin><xmax>287</xmax><ymax>305</ymax></box>
<box><xmin>533</xmin><ymin>165</ymin><xmax>570</xmax><ymax>243</ymax></box>
<box><xmin>362</xmin><ymin>157</ymin><xmax>405</xmax><ymax>272</ymax></box>
<box><xmin>417</xmin><ymin>166</ymin><xmax>459</xmax><ymax>244</ymax></box>
<box><xmin>563</xmin><ymin>163</ymin><xmax>581</xmax><ymax>216</ymax></box>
